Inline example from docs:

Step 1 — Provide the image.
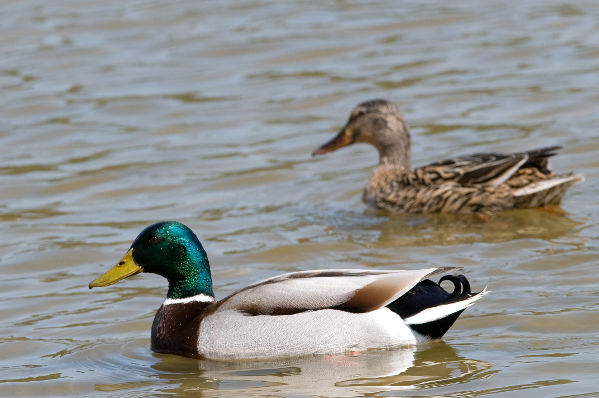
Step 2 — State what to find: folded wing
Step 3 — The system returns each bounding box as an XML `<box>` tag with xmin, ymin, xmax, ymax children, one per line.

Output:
<box><xmin>421</xmin><ymin>146</ymin><xmax>562</xmax><ymax>186</ymax></box>
<box><xmin>216</xmin><ymin>267</ymin><xmax>457</xmax><ymax>316</ymax></box>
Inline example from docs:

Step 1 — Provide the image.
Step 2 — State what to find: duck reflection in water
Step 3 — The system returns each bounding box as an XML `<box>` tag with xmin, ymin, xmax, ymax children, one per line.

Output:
<box><xmin>145</xmin><ymin>343</ymin><xmax>491</xmax><ymax>396</ymax></box>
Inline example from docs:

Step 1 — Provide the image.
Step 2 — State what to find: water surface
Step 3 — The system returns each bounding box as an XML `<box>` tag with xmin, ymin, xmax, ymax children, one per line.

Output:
<box><xmin>1</xmin><ymin>1</ymin><xmax>599</xmax><ymax>396</ymax></box>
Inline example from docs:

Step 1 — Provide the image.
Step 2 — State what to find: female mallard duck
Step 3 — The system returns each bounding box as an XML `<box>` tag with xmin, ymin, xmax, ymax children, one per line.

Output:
<box><xmin>312</xmin><ymin>99</ymin><xmax>583</xmax><ymax>214</ymax></box>
<box><xmin>89</xmin><ymin>221</ymin><xmax>486</xmax><ymax>360</ymax></box>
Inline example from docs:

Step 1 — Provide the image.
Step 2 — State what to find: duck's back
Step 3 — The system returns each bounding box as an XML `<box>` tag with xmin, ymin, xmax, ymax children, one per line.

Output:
<box><xmin>363</xmin><ymin>146</ymin><xmax>582</xmax><ymax>214</ymax></box>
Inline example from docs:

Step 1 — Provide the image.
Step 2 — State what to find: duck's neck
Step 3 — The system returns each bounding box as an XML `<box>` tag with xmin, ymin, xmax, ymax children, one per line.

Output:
<box><xmin>166</xmin><ymin>260</ymin><xmax>214</xmax><ymax>300</ymax></box>
<box><xmin>379</xmin><ymin>144</ymin><xmax>411</xmax><ymax>168</ymax></box>
<box><xmin>375</xmin><ymin>130</ymin><xmax>411</xmax><ymax>169</ymax></box>
<box><xmin>370</xmin><ymin>117</ymin><xmax>411</xmax><ymax>168</ymax></box>
<box><xmin>167</xmin><ymin>277</ymin><xmax>214</xmax><ymax>300</ymax></box>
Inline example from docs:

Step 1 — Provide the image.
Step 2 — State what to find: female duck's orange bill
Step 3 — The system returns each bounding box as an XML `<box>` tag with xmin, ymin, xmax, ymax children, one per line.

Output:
<box><xmin>312</xmin><ymin>129</ymin><xmax>355</xmax><ymax>156</ymax></box>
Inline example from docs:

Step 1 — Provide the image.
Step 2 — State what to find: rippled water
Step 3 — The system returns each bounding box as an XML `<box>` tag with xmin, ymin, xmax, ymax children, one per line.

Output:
<box><xmin>2</xmin><ymin>0</ymin><xmax>599</xmax><ymax>396</ymax></box>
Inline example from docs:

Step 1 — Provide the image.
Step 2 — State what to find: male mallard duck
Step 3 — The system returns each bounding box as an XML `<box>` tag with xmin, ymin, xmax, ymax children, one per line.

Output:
<box><xmin>89</xmin><ymin>221</ymin><xmax>486</xmax><ymax>360</ymax></box>
<box><xmin>312</xmin><ymin>99</ymin><xmax>583</xmax><ymax>214</ymax></box>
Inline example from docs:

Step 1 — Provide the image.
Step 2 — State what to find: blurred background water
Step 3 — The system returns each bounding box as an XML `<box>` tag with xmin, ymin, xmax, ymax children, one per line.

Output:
<box><xmin>1</xmin><ymin>0</ymin><xmax>598</xmax><ymax>396</ymax></box>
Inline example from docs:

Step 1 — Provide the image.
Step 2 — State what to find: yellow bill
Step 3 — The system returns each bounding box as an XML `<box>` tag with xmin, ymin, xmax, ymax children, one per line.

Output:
<box><xmin>89</xmin><ymin>248</ymin><xmax>143</xmax><ymax>289</ymax></box>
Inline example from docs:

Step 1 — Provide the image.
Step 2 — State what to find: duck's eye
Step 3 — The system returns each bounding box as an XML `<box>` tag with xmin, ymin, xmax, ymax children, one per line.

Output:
<box><xmin>352</xmin><ymin>109</ymin><xmax>365</xmax><ymax>120</ymax></box>
<box><xmin>148</xmin><ymin>236</ymin><xmax>162</xmax><ymax>245</ymax></box>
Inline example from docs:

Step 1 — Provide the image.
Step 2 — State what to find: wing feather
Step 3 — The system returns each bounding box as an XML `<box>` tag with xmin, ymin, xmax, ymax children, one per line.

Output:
<box><xmin>419</xmin><ymin>146</ymin><xmax>562</xmax><ymax>186</ymax></box>
<box><xmin>215</xmin><ymin>267</ymin><xmax>458</xmax><ymax>315</ymax></box>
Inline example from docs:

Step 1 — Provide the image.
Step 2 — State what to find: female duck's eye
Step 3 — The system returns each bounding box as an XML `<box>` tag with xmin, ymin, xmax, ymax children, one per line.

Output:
<box><xmin>148</xmin><ymin>236</ymin><xmax>162</xmax><ymax>245</ymax></box>
<box><xmin>351</xmin><ymin>109</ymin><xmax>365</xmax><ymax>120</ymax></box>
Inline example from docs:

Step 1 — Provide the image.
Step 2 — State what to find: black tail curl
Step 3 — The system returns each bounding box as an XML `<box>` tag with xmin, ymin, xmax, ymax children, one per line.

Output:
<box><xmin>386</xmin><ymin>274</ymin><xmax>475</xmax><ymax>340</ymax></box>
<box><xmin>439</xmin><ymin>274</ymin><xmax>471</xmax><ymax>298</ymax></box>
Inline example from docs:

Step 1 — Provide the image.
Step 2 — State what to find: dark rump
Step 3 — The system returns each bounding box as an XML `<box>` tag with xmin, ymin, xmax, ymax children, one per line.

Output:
<box><xmin>387</xmin><ymin>274</ymin><xmax>474</xmax><ymax>339</ymax></box>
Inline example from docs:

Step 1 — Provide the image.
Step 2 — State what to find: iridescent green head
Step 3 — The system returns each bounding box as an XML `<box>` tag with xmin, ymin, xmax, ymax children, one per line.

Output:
<box><xmin>89</xmin><ymin>221</ymin><xmax>214</xmax><ymax>299</ymax></box>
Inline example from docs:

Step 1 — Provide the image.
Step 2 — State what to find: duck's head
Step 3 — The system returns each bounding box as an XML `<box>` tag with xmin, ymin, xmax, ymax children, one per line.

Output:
<box><xmin>89</xmin><ymin>221</ymin><xmax>214</xmax><ymax>299</ymax></box>
<box><xmin>312</xmin><ymin>99</ymin><xmax>411</xmax><ymax>167</ymax></box>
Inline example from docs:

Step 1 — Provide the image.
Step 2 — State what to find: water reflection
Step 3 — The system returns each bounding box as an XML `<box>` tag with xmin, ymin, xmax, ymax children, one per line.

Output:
<box><xmin>327</xmin><ymin>207</ymin><xmax>583</xmax><ymax>246</ymax></box>
<box><xmin>2</xmin><ymin>0</ymin><xmax>598</xmax><ymax>396</ymax></box>
<box><xmin>141</xmin><ymin>342</ymin><xmax>491</xmax><ymax>396</ymax></box>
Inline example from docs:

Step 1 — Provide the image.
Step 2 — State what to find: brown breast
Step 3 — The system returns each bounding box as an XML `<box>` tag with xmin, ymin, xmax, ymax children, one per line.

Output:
<box><xmin>151</xmin><ymin>300</ymin><xmax>214</xmax><ymax>358</ymax></box>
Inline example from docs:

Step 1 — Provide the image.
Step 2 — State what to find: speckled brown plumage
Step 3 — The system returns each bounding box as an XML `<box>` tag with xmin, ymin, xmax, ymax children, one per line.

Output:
<box><xmin>313</xmin><ymin>99</ymin><xmax>583</xmax><ymax>214</ymax></box>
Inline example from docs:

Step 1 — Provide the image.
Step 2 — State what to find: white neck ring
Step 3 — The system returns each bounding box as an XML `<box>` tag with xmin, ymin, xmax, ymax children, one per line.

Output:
<box><xmin>163</xmin><ymin>294</ymin><xmax>215</xmax><ymax>305</ymax></box>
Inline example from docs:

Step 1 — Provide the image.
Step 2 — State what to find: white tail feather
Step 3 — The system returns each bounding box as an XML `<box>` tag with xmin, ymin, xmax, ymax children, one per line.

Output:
<box><xmin>404</xmin><ymin>287</ymin><xmax>488</xmax><ymax>325</ymax></box>
<box><xmin>513</xmin><ymin>175</ymin><xmax>583</xmax><ymax>197</ymax></box>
